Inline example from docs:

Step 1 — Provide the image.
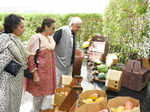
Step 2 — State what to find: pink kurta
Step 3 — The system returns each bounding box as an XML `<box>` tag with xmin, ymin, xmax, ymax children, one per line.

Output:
<box><xmin>26</xmin><ymin>33</ymin><xmax>56</xmax><ymax>96</ymax></box>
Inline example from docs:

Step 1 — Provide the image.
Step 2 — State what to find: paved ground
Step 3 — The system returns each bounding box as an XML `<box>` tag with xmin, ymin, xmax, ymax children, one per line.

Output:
<box><xmin>20</xmin><ymin>59</ymin><xmax>102</xmax><ymax>112</ymax></box>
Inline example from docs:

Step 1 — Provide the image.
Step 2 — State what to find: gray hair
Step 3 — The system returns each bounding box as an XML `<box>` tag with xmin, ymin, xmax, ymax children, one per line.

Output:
<box><xmin>69</xmin><ymin>17</ymin><xmax>82</xmax><ymax>26</ymax></box>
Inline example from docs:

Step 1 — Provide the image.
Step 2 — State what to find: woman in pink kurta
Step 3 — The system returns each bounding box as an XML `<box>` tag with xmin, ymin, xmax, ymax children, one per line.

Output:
<box><xmin>26</xmin><ymin>18</ymin><xmax>56</xmax><ymax>112</ymax></box>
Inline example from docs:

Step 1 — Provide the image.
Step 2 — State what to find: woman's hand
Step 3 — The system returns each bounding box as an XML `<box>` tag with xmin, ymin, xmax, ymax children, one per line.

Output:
<box><xmin>33</xmin><ymin>71</ymin><xmax>40</xmax><ymax>85</ymax></box>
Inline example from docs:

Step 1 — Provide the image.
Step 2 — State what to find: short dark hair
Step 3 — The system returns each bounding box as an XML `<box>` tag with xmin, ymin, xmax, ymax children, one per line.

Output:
<box><xmin>4</xmin><ymin>14</ymin><xmax>24</xmax><ymax>33</ymax></box>
<box><xmin>36</xmin><ymin>18</ymin><xmax>56</xmax><ymax>33</ymax></box>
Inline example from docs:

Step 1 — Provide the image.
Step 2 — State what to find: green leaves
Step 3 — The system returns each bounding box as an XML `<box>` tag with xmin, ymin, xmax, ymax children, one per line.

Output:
<box><xmin>104</xmin><ymin>0</ymin><xmax>150</xmax><ymax>63</ymax></box>
<box><xmin>0</xmin><ymin>13</ymin><xmax>103</xmax><ymax>45</ymax></box>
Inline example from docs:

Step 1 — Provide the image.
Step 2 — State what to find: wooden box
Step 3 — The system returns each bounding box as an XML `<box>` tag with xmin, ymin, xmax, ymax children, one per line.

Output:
<box><xmin>58</xmin><ymin>86</ymin><xmax>83</xmax><ymax>112</ymax></box>
<box><xmin>105</xmin><ymin>69</ymin><xmax>122</xmax><ymax>92</ymax></box>
<box><xmin>72</xmin><ymin>49</ymin><xmax>84</xmax><ymax>77</ymax></box>
<box><xmin>88</xmin><ymin>41</ymin><xmax>108</xmax><ymax>62</ymax></box>
<box><xmin>87</xmin><ymin>35</ymin><xmax>109</xmax><ymax>62</ymax></box>
<box><xmin>122</xmin><ymin>60</ymin><xmax>150</xmax><ymax>92</ymax></box>
<box><xmin>54</xmin><ymin>87</ymin><xmax>71</xmax><ymax>107</ymax></box>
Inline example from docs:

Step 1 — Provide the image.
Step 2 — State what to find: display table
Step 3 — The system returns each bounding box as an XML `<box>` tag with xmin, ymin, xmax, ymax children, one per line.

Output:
<box><xmin>85</xmin><ymin>57</ymin><xmax>150</xmax><ymax>112</ymax></box>
<box><xmin>94</xmin><ymin>79</ymin><xmax>150</xmax><ymax>112</ymax></box>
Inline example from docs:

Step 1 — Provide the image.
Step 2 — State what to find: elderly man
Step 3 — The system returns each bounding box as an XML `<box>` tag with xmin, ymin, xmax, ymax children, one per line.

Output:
<box><xmin>53</xmin><ymin>17</ymin><xmax>82</xmax><ymax>88</ymax></box>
